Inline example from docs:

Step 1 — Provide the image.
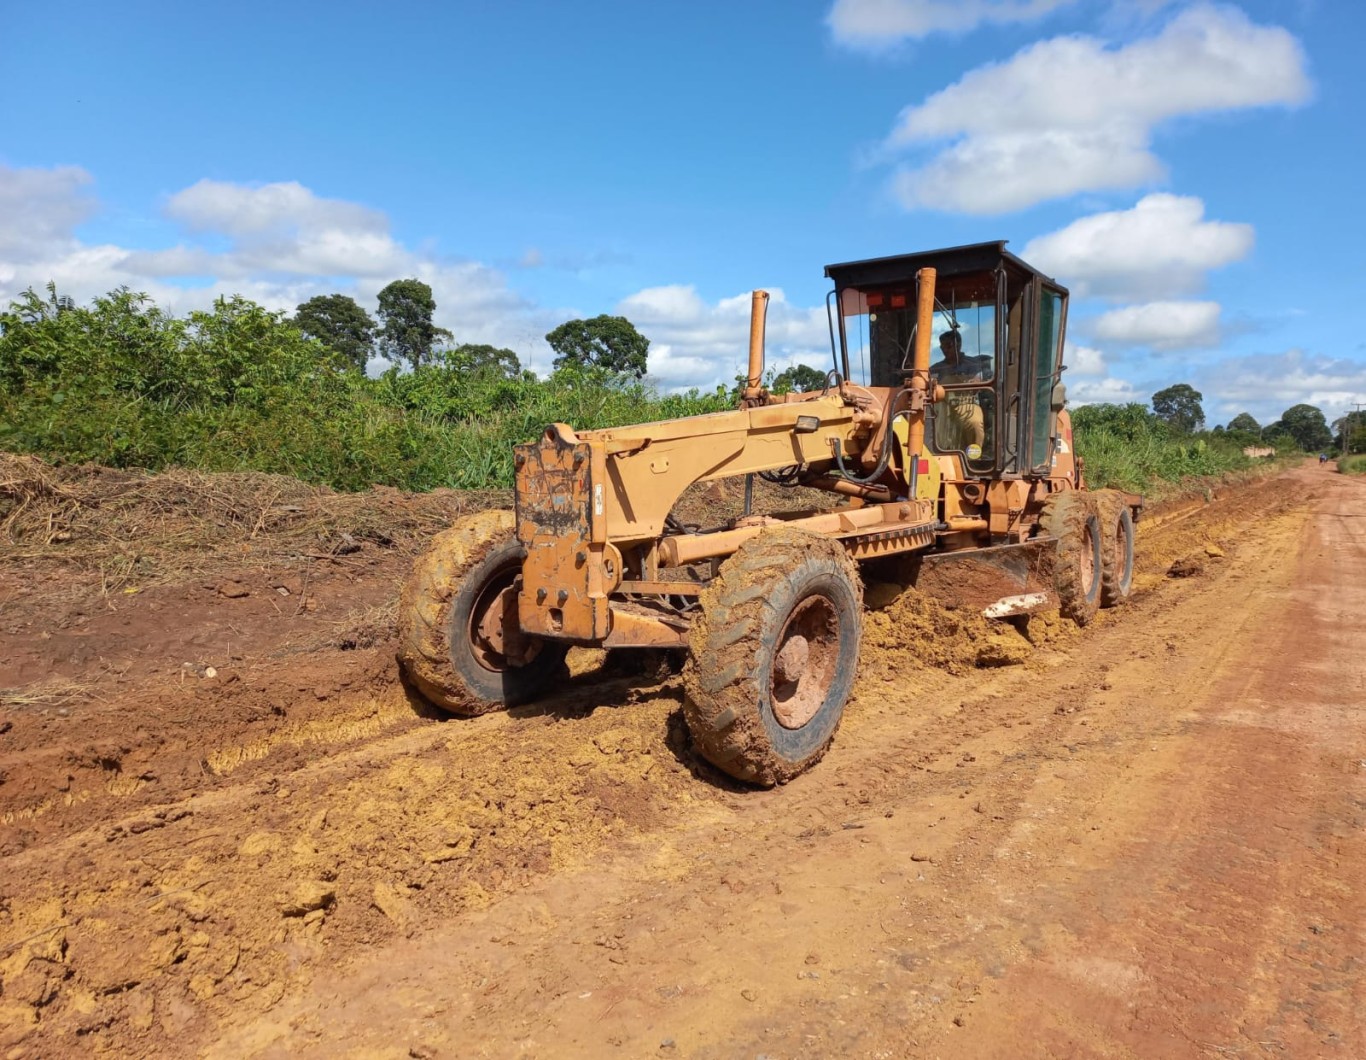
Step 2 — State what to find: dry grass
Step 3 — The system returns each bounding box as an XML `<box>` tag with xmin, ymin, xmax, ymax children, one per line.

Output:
<box><xmin>0</xmin><ymin>453</ymin><xmax>510</xmax><ymax>585</ymax></box>
<box><xmin>0</xmin><ymin>677</ymin><xmax>97</xmax><ymax>710</ymax></box>
<box><xmin>279</xmin><ymin>600</ymin><xmax>401</xmax><ymax>657</ymax></box>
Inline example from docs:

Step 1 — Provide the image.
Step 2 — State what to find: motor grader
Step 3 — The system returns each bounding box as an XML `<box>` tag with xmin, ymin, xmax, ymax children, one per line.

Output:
<box><xmin>398</xmin><ymin>242</ymin><xmax>1141</xmax><ymax>785</ymax></box>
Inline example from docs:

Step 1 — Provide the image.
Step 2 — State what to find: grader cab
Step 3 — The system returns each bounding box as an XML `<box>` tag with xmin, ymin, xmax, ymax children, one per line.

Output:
<box><xmin>399</xmin><ymin>242</ymin><xmax>1141</xmax><ymax>785</ymax></box>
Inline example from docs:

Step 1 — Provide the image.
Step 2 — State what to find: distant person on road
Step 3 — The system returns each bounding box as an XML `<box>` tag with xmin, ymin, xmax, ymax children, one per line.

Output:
<box><xmin>930</xmin><ymin>329</ymin><xmax>991</xmax><ymax>458</ymax></box>
<box><xmin>1319</xmin><ymin>453</ymin><xmax>1329</xmax><ymax>465</ymax></box>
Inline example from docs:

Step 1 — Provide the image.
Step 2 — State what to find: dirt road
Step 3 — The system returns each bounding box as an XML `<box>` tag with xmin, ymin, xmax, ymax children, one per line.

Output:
<box><xmin>2</xmin><ymin>462</ymin><xmax>1362</xmax><ymax>1057</ymax></box>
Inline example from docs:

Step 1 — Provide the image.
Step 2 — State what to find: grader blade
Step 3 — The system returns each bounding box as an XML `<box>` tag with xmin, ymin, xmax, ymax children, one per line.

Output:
<box><xmin>909</xmin><ymin>540</ymin><xmax>1059</xmax><ymax>618</ymax></box>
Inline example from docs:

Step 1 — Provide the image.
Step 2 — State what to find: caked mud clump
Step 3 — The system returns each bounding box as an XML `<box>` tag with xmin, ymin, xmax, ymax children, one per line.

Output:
<box><xmin>860</xmin><ymin>582</ymin><xmax>1033</xmax><ymax>674</ymax></box>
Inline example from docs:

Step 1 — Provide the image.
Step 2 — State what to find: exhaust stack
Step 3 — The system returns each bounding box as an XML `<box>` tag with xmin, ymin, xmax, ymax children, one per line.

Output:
<box><xmin>904</xmin><ymin>267</ymin><xmax>937</xmax><ymax>460</ymax></box>
<box><xmin>743</xmin><ymin>289</ymin><xmax>770</xmax><ymax>402</ymax></box>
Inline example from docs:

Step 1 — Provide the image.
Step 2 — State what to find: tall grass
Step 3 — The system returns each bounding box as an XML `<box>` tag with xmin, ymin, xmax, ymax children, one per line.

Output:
<box><xmin>1339</xmin><ymin>454</ymin><xmax>1366</xmax><ymax>475</ymax></box>
<box><xmin>1071</xmin><ymin>403</ymin><xmax>1256</xmax><ymax>493</ymax></box>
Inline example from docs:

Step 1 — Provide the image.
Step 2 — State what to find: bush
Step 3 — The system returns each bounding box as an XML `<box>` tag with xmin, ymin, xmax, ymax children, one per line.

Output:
<box><xmin>0</xmin><ymin>286</ymin><xmax>730</xmax><ymax>492</ymax></box>
<box><xmin>1071</xmin><ymin>402</ymin><xmax>1254</xmax><ymax>493</ymax></box>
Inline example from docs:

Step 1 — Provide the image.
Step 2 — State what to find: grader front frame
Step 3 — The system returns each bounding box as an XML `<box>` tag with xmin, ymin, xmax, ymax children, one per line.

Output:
<box><xmin>398</xmin><ymin>242</ymin><xmax>1141</xmax><ymax>785</ymax></box>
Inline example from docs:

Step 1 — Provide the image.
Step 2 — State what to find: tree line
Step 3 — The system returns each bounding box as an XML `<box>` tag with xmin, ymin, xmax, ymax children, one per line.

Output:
<box><xmin>295</xmin><ymin>280</ymin><xmax>650</xmax><ymax>377</ymax></box>
<box><xmin>1150</xmin><ymin>382</ymin><xmax>1348</xmax><ymax>452</ymax></box>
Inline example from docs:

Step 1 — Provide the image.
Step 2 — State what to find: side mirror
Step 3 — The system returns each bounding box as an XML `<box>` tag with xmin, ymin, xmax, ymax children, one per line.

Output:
<box><xmin>1051</xmin><ymin>381</ymin><xmax>1067</xmax><ymax>411</ymax></box>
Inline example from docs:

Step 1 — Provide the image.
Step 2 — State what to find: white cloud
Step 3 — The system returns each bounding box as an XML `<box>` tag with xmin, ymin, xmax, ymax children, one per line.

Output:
<box><xmin>165</xmin><ymin>179</ymin><xmax>388</xmax><ymax>238</ymax></box>
<box><xmin>1023</xmin><ymin>194</ymin><xmax>1254</xmax><ymax>300</ymax></box>
<box><xmin>1068</xmin><ymin>375</ymin><xmax>1145</xmax><ymax>406</ymax></box>
<box><xmin>827</xmin><ymin>0</ymin><xmax>1076</xmax><ymax>47</ymax></box>
<box><xmin>0</xmin><ymin>165</ymin><xmax>98</xmax><ymax>261</ymax></box>
<box><xmin>1090</xmin><ymin>299</ymin><xmax>1221</xmax><ymax>350</ymax></box>
<box><xmin>1057</xmin><ymin>341</ymin><xmax>1146</xmax><ymax>406</ymax></box>
<box><xmin>1197</xmin><ymin>349</ymin><xmax>1366</xmax><ymax>425</ymax></box>
<box><xmin>163</xmin><ymin>179</ymin><xmax>410</xmax><ymax>279</ymax></box>
<box><xmin>1065</xmin><ymin>342</ymin><xmax>1107</xmax><ymax>376</ymax></box>
<box><xmin>885</xmin><ymin>4</ymin><xmax>1310</xmax><ymax>213</ymax></box>
<box><xmin>0</xmin><ymin>164</ymin><xmax>555</xmax><ymax>360</ymax></box>
<box><xmin>622</xmin><ymin>285</ymin><xmax>833</xmax><ymax>391</ymax></box>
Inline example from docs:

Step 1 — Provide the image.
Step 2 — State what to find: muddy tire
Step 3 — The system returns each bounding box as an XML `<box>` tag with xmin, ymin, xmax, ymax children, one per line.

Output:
<box><xmin>397</xmin><ymin>510</ymin><xmax>567</xmax><ymax>715</ymax></box>
<box><xmin>1098</xmin><ymin>493</ymin><xmax>1135</xmax><ymax>608</ymax></box>
<box><xmin>682</xmin><ymin>528</ymin><xmax>863</xmax><ymax>786</ymax></box>
<box><xmin>1040</xmin><ymin>491</ymin><xmax>1102</xmax><ymax>627</ymax></box>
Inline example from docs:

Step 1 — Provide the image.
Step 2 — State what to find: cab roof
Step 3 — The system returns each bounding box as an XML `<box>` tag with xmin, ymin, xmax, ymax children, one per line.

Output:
<box><xmin>823</xmin><ymin>240</ymin><xmax>1065</xmax><ymax>294</ymax></box>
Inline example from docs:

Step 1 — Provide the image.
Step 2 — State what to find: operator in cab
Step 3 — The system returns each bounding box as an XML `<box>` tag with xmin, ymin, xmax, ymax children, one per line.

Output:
<box><xmin>930</xmin><ymin>329</ymin><xmax>991</xmax><ymax>459</ymax></box>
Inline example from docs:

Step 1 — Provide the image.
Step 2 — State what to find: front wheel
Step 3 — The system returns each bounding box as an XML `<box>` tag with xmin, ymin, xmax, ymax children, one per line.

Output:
<box><xmin>1040</xmin><ymin>491</ymin><xmax>1103</xmax><ymax>627</ymax></box>
<box><xmin>397</xmin><ymin>510</ymin><xmax>567</xmax><ymax>715</ymax></box>
<box><xmin>682</xmin><ymin>528</ymin><xmax>863</xmax><ymax>786</ymax></box>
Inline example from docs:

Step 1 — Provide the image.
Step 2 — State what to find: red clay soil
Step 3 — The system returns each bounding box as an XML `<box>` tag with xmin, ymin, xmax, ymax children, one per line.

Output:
<box><xmin>1</xmin><ymin>458</ymin><xmax>1361</xmax><ymax>1058</ymax></box>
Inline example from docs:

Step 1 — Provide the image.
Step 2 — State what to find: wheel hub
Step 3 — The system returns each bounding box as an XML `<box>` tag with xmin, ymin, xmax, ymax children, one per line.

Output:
<box><xmin>774</xmin><ymin>635</ymin><xmax>810</xmax><ymax>684</ymax></box>
<box><xmin>472</xmin><ymin>583</ymin><xmax>536</xmax><ymax>669</ymax></box>
<box><xmin>1081</xmin><ymin>522</ymin><xmax>1098</xmax><ymax>594</ymax></box>
<box><xmin>771</xmin><ymin>596</ymin><xmax>840</xmax><ymax>730</ymax></box>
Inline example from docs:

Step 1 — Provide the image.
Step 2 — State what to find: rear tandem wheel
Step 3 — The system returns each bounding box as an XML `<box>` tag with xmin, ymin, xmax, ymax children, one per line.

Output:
<box><xmin>1098</xmin><ymin>492</ymin><xmax>1136</xmax><ymax>607</ymax></box>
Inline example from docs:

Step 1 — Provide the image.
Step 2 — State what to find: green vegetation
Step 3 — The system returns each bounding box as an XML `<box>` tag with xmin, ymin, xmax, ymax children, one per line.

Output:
<box><xmin>1334</xmin><ymin>410</ymin><xmax>1366</xmax><ymax>454</ymax></box>
<box><xmin>1071</xmin><ymin>402</ymin><xmax>1256</xmax><ymax>493</ymax></box>
<box><xmin>0</xmin><ymin>285</ymin><xmax>1338</xmax><ymax>499</ymax></box>
<box><xmin>1267</xmin><ymin>403</ymin><xmax>1333</xmax><ymax>452</ymax></box>
<box><xmin>545</xmin><ymin>315</ymin><xmax>650</xmax><ymax>378</ymax></box>
<box><xmin>294</xmin><ymin>293</ymin><xmax>376</xmax><ymax>371</ymax></box>
<box><xmin>377</xmin><ymin>278</ymin><xmax>451</xmax><ymax>371</ymax></box>
<box><xmin>0</xmin><ymin>285</ymin><xmax>727</xmax><ymax>491</ymax></box>
<box><xmin>1151</xmin><ymin>383</ymin><xmax>1205</xmax><ymax>433</ymax></box>
<box><xmin>772</xmin><ymin>363</ymin><xmax>828</xmax><ymax>394</ymax></box>
<box><xmin>1073</xmin><ymin>382</ymin><xmax>1351</xmax><ymax>493</ymax></box>
<box><xmin>1339</xmin><ymin>454</ymin><xmax>1366</xmax><ymax>475</ymax></box>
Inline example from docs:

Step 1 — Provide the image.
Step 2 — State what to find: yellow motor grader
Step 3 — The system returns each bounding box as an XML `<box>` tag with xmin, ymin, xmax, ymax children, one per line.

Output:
<box><xmin>398</xmin><ymin>242</ymin><xmax>1141</xmax><ymax>785</ymax></box>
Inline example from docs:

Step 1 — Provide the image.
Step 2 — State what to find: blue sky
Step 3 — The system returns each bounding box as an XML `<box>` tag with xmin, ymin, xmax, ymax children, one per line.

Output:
<box><xmin>3</xmin><ymin>0</ymin><xmax>1364</xmax><ymax>427</ymax></box>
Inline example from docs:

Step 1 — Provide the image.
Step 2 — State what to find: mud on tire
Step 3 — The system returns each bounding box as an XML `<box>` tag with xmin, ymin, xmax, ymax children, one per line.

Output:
<box><xmin>682</xmin><ymin>527</ymin><xmax>863</xmax><ymax>786</ymax></box>
<box><xmin>1097</xmin><ymin>491</ymin><xmax>1135</xmax><ymax>608</ymax></box>
<box><xmin>397</xmin><ymin>510</ymin><xmax>567</xmax><ymax>715</ymax></box>
<box><xmin>1040</xmin><ymin>491</ymin><xmax>1103</xmax><ymax>627</ymax></box>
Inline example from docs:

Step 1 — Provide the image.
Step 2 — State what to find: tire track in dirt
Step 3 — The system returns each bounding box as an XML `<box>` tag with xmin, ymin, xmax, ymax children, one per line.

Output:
<box><xmin>205</xmin><ymin>470</ymin><xmax>1354</xmax><ymax>1060</ymax></box>
<box><xmin>0</xmin><ymin>467</ymin><xmax>1325</xmax><ymax>1056</ymax></box>
<box><xmin>204</xmin><ymin>483</ymin><xmax>1333</xmax><ymax>1054</ymax></box>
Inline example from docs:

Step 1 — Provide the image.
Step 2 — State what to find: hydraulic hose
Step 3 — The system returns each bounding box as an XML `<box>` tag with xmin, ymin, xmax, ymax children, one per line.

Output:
<box><xmin>830</xmin><ymin>386</ymin><xmax>912</xmax><ymax>486</ymax></box>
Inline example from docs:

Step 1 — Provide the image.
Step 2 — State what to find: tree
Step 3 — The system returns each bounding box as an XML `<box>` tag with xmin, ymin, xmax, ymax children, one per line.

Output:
<box><xmin>294</xmin><ymin>294</ymin><xmax>375</xmax><ymax>371</ymax></box>
<box><xmin>1226</xmin><ymin>412</ymin><xmax>1260</xmax><ymax>434</ymax></box>
<box><xmin>772</xmin><ymin>363</ymin><xmax>827</xmax><ymax>394</ymax></box>
<box><xmin>442</xmin><ymin>343</ymin><xmax>522</xmax><ymax>378</ymax></box>
<box><xmin>1151</xmin><ymin>383</ymin><xmax>1205</xmax><ymax>433</ymax></box>
<box><xmin>1279</xmin><ymin>403</ymin><xmax>1333</xmax><ymax>452</ymax></box>
<box><xmin>1261</xmin><ymin>420</ymin><xmax>1293</xmax><ymax>450</ymax></box>
<box><xmin>1333</xmin><ymin>412</ymin><xmax>1366</xmax><ymax>453</ymax></box>
<box><xmin>377</xmin><ymin>279</ymin><xmax>450</xmax><ymax>371</ymax></box>
<box><xmin>545</xmin><ymin>315</ymin><xmax>649</xmax><ymax>377</ymax></box>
